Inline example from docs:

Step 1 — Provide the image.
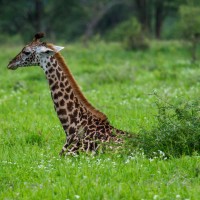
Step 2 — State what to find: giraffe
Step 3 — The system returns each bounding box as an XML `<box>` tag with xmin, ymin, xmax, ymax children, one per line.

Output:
<box><xmin>7</xmin><ymin>33</ymin><xmax>127</xmax><ymax>155</ymax></box>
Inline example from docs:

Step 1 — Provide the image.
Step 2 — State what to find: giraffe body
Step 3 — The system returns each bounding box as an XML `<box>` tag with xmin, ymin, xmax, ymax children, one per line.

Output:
<box><xmin>7</xmin><ymin>33</ymin><xmax>126</xmax><ymax>155</ymax></box>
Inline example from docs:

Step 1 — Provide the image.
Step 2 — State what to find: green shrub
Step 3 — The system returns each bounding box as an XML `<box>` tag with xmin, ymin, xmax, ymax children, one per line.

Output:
<box><xmin>131</xmin><ymin>94</ymin><xmax>200</xmax><ymax>158</ymax></box>
<box><xmin>106</xmin><ymin>17</ymin><xmax>149</xmax><ymax>50</ymax></box>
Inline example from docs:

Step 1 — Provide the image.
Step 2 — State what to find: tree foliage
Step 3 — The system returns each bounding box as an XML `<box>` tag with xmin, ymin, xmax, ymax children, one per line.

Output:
<box><xmin>179</xmin><ymin>6</ymin><xmax>200</xmax><ymax>39</ymax></box>
<box><xmin>179</xmin><ymin>5</ymin><xmax>200</xmax><ymax>61</ymax></box>
<box><xmin>106</xmin><ymin>17</ymin><xmax>149</xmax><ymax>50</ymax></box>
<box><xmin>0</xmin><ymin>0</ymin><xmax>199</xmax><ymax>44</ymax></box>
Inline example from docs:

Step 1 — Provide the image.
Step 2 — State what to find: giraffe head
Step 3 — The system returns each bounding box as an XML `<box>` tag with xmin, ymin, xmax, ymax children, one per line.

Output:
<box><xmin>7</xmin><ymin>33</ymin><xmax>64</xmax><ymax>70</ymax></box>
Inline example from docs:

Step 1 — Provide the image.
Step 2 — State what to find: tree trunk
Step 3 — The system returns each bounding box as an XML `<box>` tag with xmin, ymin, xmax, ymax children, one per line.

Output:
<box><xmin>34</xmin><ymin>0</ymin><xmax>43</xmax><ymax>31</ymax></box>
<box><xmin>134</xmin><ymin>0</ymin><xmax>151</xmax><ymax>32</ymax></box>
<box><xmin>155</xmin><ymin>1</ymin><xmax>164</xmax><ymax>39</ymax></box>
<box><xmin>191</xmin><ymin>36</ymin><xmax>198</xmax><ymax>62</ymax></box>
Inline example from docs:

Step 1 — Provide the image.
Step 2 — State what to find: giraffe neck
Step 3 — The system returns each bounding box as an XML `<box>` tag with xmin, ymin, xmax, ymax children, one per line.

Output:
<box><xmin>40</xmin><ymin>53</ymin><xmax>108</xmax><ymax>135</ymax></box>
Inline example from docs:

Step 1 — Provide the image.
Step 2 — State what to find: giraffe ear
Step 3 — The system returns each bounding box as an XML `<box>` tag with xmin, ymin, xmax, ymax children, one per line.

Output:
<box><xmin>36</xmin><ymin>46</ymin><xmax>55</xmax><ymax>56</ymax></box>
<box><xmin>52</xmin><ymin>45</ymin><xmax>64</xmax><ymax>52</ymax></box>
<box><xmin>36</xmin><ymin>45</ymin><xmax>64</xmax><ymax>56</ymax></box>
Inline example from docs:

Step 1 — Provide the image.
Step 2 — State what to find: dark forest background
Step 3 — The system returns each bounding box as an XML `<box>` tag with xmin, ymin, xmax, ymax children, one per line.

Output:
<box><xmin>0</xmin><ymin>0</ymin><xmax>200</xmax><ymax>48</ymax></box>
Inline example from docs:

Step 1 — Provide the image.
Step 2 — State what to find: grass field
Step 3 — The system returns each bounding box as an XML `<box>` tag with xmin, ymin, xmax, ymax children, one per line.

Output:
<box><xmin>0</xmin><ymin>41</ymin><xmax>200</xmax><ymax>199</ymax></box>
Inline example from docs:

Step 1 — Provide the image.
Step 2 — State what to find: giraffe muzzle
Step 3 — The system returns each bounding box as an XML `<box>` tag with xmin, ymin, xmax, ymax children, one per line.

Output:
<box><xmin>7</xmin><ymin>63</ymin><xmax>18</xmax><ymax>70</ymax></box>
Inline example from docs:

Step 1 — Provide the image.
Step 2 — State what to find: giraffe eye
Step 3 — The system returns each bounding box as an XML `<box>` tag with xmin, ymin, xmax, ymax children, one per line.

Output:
<box><xmin>23</xmin><ymin>51</ymin><xmax>31</xmax><ymax>56</ymax></box>
<box><xmin>45</xmin><ymin>50</ymin><xmax>51</xmax><ymax>54</ymax></box>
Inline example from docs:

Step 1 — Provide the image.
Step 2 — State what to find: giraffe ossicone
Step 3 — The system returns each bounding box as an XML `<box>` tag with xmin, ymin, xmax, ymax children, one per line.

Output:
<box><xmin>7</xmin><ymin>33</ymin><xmax>128</xmax><ymax>155</ymax></box>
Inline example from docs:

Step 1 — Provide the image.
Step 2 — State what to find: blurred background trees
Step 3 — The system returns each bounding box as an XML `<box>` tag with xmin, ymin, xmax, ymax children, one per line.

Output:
<box><xmin>0</xmin><ymin>0</ymin><xmax>200</xmax><ymax>52</ymax></box>
<box><xmin>179</xmin><ymin>4</ymin><xmax>200</xmax><ymax>61</ymax></box>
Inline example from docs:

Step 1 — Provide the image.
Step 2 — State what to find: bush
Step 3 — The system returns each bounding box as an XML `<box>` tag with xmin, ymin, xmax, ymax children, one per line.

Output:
<box><xmin>131</xmin><ymin>94</ymin><xmax>200</xmax><ymax>158</ymax></box>
<box><xmin>106</xmin><ymin>17</ymin><xmax>149</xmax><ymax>50</ymax></box>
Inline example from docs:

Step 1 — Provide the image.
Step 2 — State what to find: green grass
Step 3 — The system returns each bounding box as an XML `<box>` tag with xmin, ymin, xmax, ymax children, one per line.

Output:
<box><xmin>0</xmin><ymin>41</ymin><xmax>200</xmax><ymax>199</ymax></box>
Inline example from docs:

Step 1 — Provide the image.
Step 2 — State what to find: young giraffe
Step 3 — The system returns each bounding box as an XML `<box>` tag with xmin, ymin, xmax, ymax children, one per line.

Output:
<box><xmin>7</xmin><ymin>33</ymin><xmax>127</xmax><ymax>155</ymax></box>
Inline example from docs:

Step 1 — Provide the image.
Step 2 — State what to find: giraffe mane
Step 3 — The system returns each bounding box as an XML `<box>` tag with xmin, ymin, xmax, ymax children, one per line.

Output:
<box><xmin>48</xmin><ymin>45</ymin><xmax>108</xmax><ymax>121</ymax></box>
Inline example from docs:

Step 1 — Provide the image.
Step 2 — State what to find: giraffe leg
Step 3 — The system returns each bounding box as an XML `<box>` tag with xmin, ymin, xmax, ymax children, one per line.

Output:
<box><xmin>59</xmin><ymin>134</ymin><xmax>75</xmax><ymax>156</ymax></box>
<box><xmin>60</xmin><ymin>138</ymin><xmax>97</xmax><ymax>156</ymax></box>
<box><xmin>59</xmin><ymin>134</ymin><xmax>80</xmax><ymax>156</ymax></box>
<box><xmin>59</xmin><ymin>144</ymin><xmax>69</xmax><ymax>156</ymax></box>
<box><xmin>59</xmin><ymin>142</ymin><xmax>79</xmax><ymax>156</ymax></box>
<box><xmin>66</xmin><ymin>143</ymin><xmax>80</xmax><ymax>155</ymax></box>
